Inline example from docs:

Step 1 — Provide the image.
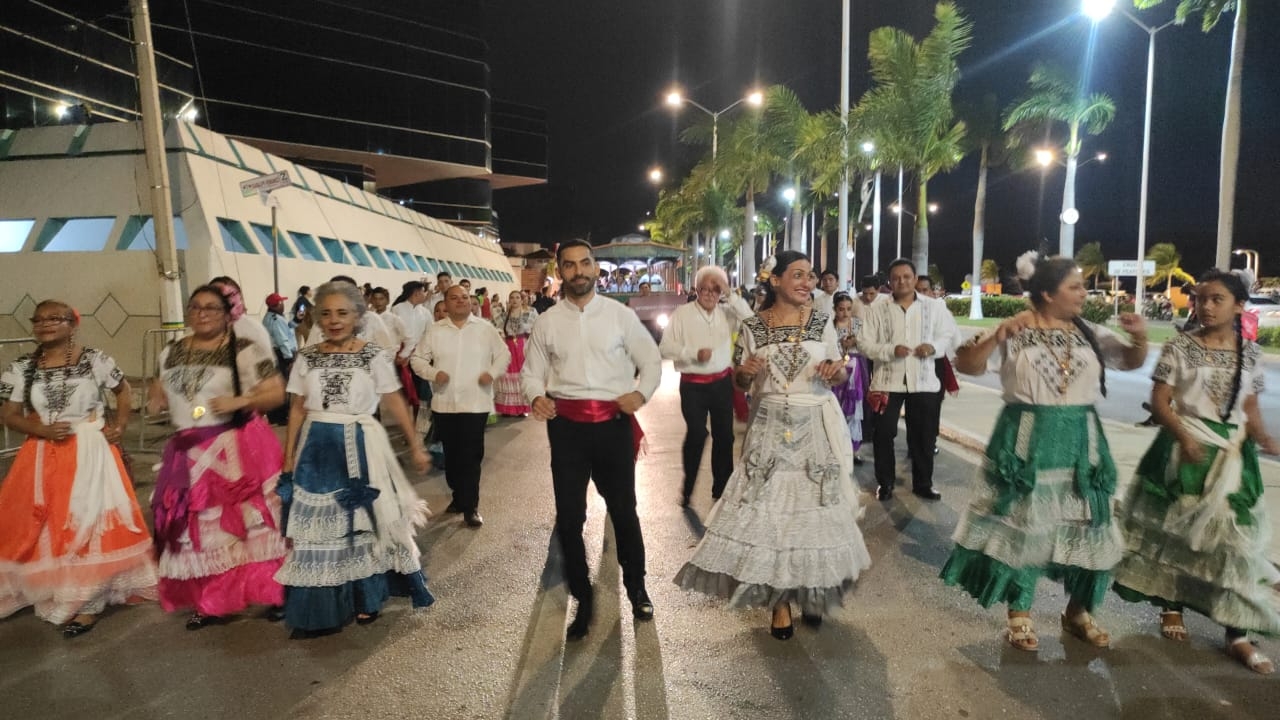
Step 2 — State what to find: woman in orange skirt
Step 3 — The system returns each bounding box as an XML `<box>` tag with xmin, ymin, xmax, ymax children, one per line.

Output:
<box><xmin>0</xmin><ymin>301</ymin><xmax>158</xmax><ymax>638</ymax></box>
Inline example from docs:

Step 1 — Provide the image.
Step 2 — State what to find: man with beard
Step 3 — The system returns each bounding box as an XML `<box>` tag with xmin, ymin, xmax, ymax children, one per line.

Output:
<box><xmin>522</xmin><ymin>239</ymin><xmax>662</xmax><ymax>640</ymax></box>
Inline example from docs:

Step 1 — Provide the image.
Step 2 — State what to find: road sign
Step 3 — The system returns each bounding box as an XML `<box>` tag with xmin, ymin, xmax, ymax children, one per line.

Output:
<box><xmin>239</xmin><ymin>170</ymin><xmax>291</xmax><ymax>197</ymax></box>
<box><xmin>1107</xmin><ymin>260</ymin><xmax>1156</xmax><ymax>277</ymax></box>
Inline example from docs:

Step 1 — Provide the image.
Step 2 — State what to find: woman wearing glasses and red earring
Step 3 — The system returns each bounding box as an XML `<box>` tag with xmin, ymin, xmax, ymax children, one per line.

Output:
<box><xmin>147</xmin><ymin>284</ymin><xmax>289</xmax><ymax>630</ymax></box>
<box><xmin>0</xmin><ymin>300</ymin><xmax>158</xmax><ymax>638</ymax></box>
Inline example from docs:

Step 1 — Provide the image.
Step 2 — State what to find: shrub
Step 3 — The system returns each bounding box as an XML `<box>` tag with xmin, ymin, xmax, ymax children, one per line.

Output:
<box><xmin>1080</xmin><ymin>298</ymin><xmax>1115</xmax><ymax>325</ymax></box>
<box><xmin>1256</xmin><ymin>327</ymin><xmax>1280</xmax><ymax>348</ymax></box>
<box><xmin>946</xmin><ymin>295</ymin><xmax>1029</xmax><ymax>318</ymax></box>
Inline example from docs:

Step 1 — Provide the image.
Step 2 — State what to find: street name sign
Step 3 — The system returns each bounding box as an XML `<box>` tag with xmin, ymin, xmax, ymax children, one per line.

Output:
<box><xmin>1107</xmin><ymin>260</ymin><xmax>1156</xmax><ymax>277</ymax></box>
<box><xmin>239</xmin><ymin>170</ymin><xmax>291</xmax><ymax>197</ymax></box>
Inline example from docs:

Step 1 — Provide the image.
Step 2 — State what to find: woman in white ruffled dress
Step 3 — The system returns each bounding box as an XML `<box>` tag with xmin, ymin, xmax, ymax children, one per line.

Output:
<box><xmin>676</xmin><ymin>251</ymin><xmax>872</xmax><ymax>640</ymax></box>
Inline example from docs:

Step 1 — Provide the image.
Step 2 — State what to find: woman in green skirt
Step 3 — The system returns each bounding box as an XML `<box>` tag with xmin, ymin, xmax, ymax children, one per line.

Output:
<box><xmin>942</xmin><ymin>257</ymin><xmax>1148</xmax><ymax>651</ymax></box>
<box><xmin>1112</xmin><ymin>269</ymin><xmax>1279</xmax><ymax>674</ymax></box>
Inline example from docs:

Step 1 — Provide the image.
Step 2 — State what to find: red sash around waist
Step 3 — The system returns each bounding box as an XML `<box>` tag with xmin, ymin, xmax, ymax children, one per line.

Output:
<box><xmin>680</xmin><ymin>367</ymin><xmax>733</xmax><ymax>384</ymax></box>
<box><xmin>554</xmin><ymin>398</ymin><xmax>646</xmax><ymax>459</ymax></box>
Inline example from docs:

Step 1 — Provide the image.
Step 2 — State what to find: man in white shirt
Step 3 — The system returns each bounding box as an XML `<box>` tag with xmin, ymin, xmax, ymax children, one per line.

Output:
<box><xmin>659</xmin><ymin>265</ymin><xmax>752</xmax><ymax>505</ymax></box>
<box><xmin>860</xmin><ymin>258</ymin><xmax>959</xmax><ymax>502</ymax></box>
<box><xmin>812</xmin><ymin>269</ymin><xmax>839</xmax><ymax>316</ymax></box>
<box><xmin>411</xmin><ymin>285</ymin><xmax>510</xmax><ymax>528</ymax></box>
<box><xmin>522</xmin><ymin>239</ymin><xmax>662</xmax><ymax>640</ymax></box>
<box><xmin>427</xmin><ymin>271</ymin><xmax>452</xmax><ymax>307</ymax></box>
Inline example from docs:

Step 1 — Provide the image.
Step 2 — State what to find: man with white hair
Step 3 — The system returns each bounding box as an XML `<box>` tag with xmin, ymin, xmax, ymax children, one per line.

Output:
<box><xmin>659</xmin><ymin>265</ymin><xmax>753</xmax><ymax>505</ymax></box>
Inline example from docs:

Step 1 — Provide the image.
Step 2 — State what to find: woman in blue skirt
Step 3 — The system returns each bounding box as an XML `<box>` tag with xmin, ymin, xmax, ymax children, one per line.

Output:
<box><xmin>277</xmin><ymin>281</ymin><xmax>433</xmax><ymax>636</ymax></box>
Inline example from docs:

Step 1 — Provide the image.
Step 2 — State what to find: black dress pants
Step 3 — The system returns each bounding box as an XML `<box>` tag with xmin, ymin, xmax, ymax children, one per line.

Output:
<box><xmin>872</xmin><ymin>391</ymin><xmax>942</xmax><ymax>493</ymax></box>
<box><xmin>678</xmin><ymin>376</ymin><xmax>735</xmax><ymax>500</ymax></box>
<box><xmin>547</xmin><ymin>414</ymin><xmax>647</xmax><ymax>601</ymax></box>
<box><xmin>433</xmin><ymin>412</ymin><xmax>489</xmax><ymax>512</ymax></box>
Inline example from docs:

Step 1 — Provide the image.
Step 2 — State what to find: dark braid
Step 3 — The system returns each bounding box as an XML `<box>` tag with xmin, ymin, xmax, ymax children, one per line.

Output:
<box><xmin>1224</xmin><ymin>316</ymin><xmax>1244</xmax><ymax>423</ymax></box>
<box><xmin>21</xmin><ymin>346</ymin><xmax>40</xmax><ymax>415</ymax></box>
<box><xmin>1071</xmin><ymin>316</ymin><xmax>1108</xmax><ymax>398</ymax></box>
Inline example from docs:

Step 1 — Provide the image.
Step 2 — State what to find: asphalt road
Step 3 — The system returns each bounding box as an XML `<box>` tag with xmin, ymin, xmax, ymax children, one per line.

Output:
<box><xmin>1</xmin><ymin>366</ymin><xmax>1276</xmax><ymax>719</ymax></box>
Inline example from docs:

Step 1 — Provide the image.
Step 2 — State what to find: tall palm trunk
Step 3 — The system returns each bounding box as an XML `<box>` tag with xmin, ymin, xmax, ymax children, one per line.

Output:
<box><xmin>1059</xmin><ymin>122</ymin><xmax>1080</xmax><ymax>258</ymax></box>
<box><xmin>1215</xmin><ymin>0</ymin><xmax>1246</xmax><ymax>269</ymax></box>
<box><xmin>969</xmin><ymin>142</ymin><xmax>988</xmax><ymax>319</ymax></box>
<box><xmin>743</xmin><ymin>185</ymin><xmax>757</xmax><ymax>281</ymax></box>
<box><xmin>913</xmin><ymin>177</ymin><xmax>930</xmax><ymax>272</ymax></box>
<box><xmin>789</xmin><ymin>175</ymin><xmax>803</xmax><ymax>252</ymax></box>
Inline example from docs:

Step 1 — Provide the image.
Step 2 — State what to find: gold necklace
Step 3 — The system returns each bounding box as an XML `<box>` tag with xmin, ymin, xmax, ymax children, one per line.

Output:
<box><xmin>179</xmin><ymin>334</ymin><xmax>226</xmax><ymax>419</ymax></box>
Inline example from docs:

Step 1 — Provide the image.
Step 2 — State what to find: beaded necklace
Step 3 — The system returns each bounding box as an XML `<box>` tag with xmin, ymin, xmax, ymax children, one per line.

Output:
<box><xmin>176</xmin><ymin>334</ymin><xmax>227</xmax><ymax>419</ymax></box>
<box><xmin>36</xmin><ymin>342</ymin><xmax>74</xmax><ymax>422</ymax></box>
<box><xmin>763</xmin><ymin>305</ymin><xmax>810</xmax><ymax>443</ymax></box>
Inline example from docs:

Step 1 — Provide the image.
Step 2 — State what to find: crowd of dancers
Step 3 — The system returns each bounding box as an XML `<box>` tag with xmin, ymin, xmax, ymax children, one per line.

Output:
<box><xmin>0</xmin><ymin>243</ymin><xmax>1275</xmax><ymax>674</ymax></box>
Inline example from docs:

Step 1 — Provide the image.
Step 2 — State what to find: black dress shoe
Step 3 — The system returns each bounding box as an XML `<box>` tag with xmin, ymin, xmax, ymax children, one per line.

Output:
<box><xmin>912</xmin><ymin>488</ymin><xmax>942</xmax><ymax>501</ymax></box>
<box><xmin>678</xmin><ymin>493</ymin><xmax>691</xmax><ymax>507</ymax></box>
<box><xmin>801</xmin><ymin>613</ymin><xmax>823</xmax><ymax>628</ymax></box>
<box><xmin>185</xmin><ymin>613</ymin><xmax>226</xmax><ymax>631</ymax></box>
<box><xmin>853</xmin><ymin>455</ymin><xmax>865</xmax><ymax>466</ymax></box>
<box><xmin>628</xmin><ymin>588</ymin><xmax>654</xmax><ymax>621</ymax></box>
<box><xmin>355</xmin><ymin>611</ymin><xmax>380</xmax><ymax>625</ymax></box>
<box><xmin>464</xmin><ymin>511</ymin><xmax>484</xmax><ymax>527</ymax></box>
<box><xmin>566</xmin><ymin>597</ymin><xmax>594</xmax><ymax>641</ymax></box>
<box><xmin>444</xmin><ymin>501</ymin><xmax>461</xmax><ymax>514</ymax></box>
<box><xmin>264</xmin><ymin>605</ymin><xmax>286</xmax><ymax>622</ymax></box>
<box><xmin>62</xmin><ymin>620</ymin><xmax>98</xmax><ymax>638</ymax></box>
<box><xmin>877</xmin><ymin>487</ymin><xmax>893</xmax><ymax>501</ymax></box>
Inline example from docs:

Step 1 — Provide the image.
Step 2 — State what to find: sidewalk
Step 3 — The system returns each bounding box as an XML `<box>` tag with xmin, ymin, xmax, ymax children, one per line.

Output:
<box><xmin>938</xmin><ymin>380</ymin><xmax>1280</xmax><ymax>566</ymax></box>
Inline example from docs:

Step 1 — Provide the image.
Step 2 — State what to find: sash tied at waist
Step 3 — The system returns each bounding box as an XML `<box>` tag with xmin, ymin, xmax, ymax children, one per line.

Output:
<box><xmin>554</xmin><ymin>398</ymin><xmax>646</xmax><ymax>460</ymax></box>
<box><xmin>680</xmin><ymin>368</ymin><xmax>733</xmax><ymax>385</ymax></box>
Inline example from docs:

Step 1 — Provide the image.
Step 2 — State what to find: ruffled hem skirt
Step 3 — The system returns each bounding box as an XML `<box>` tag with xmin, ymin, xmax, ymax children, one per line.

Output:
<box><xmin>676</xmin><ymin>398</ymin><xmax>871</xmax><ymax>615</ymax></box>
<box><xmin>0</xmin><ymin>435</ymin><xmax>159</xmax><ymax>624</ymax></box>
<box><xmin>494</xmin><ymin>335</ymin><xmax>530</xmax><ymax>415</ymax></box>
<box><xmin>1112</xmin><ymin>427</ymin><xmax>1280</xmax><ymax>635</ymax></box>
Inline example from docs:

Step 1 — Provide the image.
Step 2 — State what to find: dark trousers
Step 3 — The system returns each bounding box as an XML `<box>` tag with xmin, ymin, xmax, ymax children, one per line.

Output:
<box><xmin>679</xmin><ymin>376</ymin><xmax>735</xmax><ymax>500</ymax></box>
<box><xmin>433</xmin><ymin>412</ymin><xmax>489</xmax><ymax>512</ymax></box>
<box><xmin>267</xmin><ymin>352</ymin><xmax>293</xmax><ymax>425</ymax></box>
<box><xmin>873</xmin><ymin>391</ymin><xmax>942</xmax><ymax>493</ymax></box>
<box><xmin>548</xmin><ymin>414</ymin><xmax>646</xmax><ymax>601</ymax></box>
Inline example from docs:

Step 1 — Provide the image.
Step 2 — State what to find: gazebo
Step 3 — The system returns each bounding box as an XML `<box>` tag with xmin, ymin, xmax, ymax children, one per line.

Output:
<box><xmin>591</xmin><ymin>234</ymin><xmax>685</xmax><ymax>293</ymax></box>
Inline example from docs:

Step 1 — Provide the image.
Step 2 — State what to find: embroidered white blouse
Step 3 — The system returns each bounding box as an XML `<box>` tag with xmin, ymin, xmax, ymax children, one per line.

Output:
<box><xmin>287</xmin><ymin>343</ymin><xmax>399</xmax><ymax>416</ymax></box>
<box><xmin>1153</xmin><ymin>332</ymin><xmax>1265</xmax><ymax>425</ymax></box>
<box><xmin>0</xmin><ymin>348</ymin><xmax>124</xmax><ymax>424</ymax></box>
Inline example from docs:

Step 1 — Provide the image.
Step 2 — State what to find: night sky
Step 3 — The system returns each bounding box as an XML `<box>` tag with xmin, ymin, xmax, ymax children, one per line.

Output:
<box><xmin>485</xmin><ymin>0</ymin><xmax>1279</xmax><ymax>288</ymax></box>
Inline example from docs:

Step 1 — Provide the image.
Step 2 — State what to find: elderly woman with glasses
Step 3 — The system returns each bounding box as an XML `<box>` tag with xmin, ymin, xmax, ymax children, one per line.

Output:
<box><xmin>147</xmin><ymin>284</ymin><xmax>289</xmax><ymax>630</ymax></box>
<box><xmin>0</xmin><ymin>300</ymin><xmax>158</xmax><ymax>638</ymax></box>
<box><xmin>659</xmin><ymin>265</ymin><xmax>753</xmax><ymax>505</ymax></box>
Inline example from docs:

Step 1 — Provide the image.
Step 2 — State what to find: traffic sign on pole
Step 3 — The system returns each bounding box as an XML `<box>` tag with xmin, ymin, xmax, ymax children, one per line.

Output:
<box><xmin>239</xmin><ymin>170</ymin><xmax>291</xmax><ymax>197</ymax></box>
<box><xmin>1107</xmin><ymin>260</ymin><xmax>1156</xmax><ymax>277</ymax></box>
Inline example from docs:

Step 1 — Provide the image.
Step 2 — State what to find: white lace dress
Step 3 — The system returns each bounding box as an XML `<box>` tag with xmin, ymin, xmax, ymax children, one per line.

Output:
<box><xmin>675</xmin><ymin>311</ymin><xmax>871</xmax><ymax>614</ymax></box>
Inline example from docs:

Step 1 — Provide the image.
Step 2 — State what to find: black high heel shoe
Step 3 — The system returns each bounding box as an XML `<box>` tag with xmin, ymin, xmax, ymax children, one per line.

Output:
<box><xmin>62</xmin><ymin>619</ymin><xmax>98</xmax><ymax>638</ymax></box>
<box><xmin>770</xmin><ymin>603</ymin><xmax>794</xmax><ymax>641</ymax></box>
<box><xmin>185</xmin><ymin>613</ymin><xmax>226</xmax><ymax>631</ymax></box>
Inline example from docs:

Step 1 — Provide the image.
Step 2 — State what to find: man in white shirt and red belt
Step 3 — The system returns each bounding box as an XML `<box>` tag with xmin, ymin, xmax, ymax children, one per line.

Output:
<box><xmin>522</xmin><ymin>239</ymin><xmax>662</xmax><ymax>641</ymax></box>
<box><xmin>659</xmin><ymin>265</ymin><xmax>752</xmax><ymax>505</ymax></box>
<box><xmin>410</xmin><ymin>285</ymin><xmax>509</xmax><ymax>528</ymax></box>
<box><xmin>859</xmin><ymin>258</ymin><xmax>960</xmax><ymax>502</ymax></box>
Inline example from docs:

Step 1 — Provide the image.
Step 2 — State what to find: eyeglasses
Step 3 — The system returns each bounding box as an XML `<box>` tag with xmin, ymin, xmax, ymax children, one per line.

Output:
<box><xmin>695</xmin><ymin>286</ymin><xmax>723</xmax><ymax>296</ymax></box>
<box><xmin>186</xmin><ymin>304</ymin><xmax>227</xmax><ymax>315</ymax></box>
<box><xmin>30</xmin><ymin>316</ymin><xmax>70</xmax><ymax>325</ymax></box>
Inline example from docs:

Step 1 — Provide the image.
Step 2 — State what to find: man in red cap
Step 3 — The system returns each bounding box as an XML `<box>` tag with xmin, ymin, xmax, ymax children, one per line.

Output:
<box><xmin>263</xmin><ymin>292</ymin><xmax>296</xmax><ymax>423</ymax></box>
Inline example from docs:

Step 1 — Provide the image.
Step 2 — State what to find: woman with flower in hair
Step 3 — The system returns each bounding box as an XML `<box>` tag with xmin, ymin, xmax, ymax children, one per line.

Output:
<box><xmin>942</xmin><ymin>256</ymin><xmax>1149</xmax><ymax>652</ymax></box>
<box><xmin>492</xmin><ymin>289</ymin><xmax>537</xmax><ymax>416</ymax></box>
<box><xmin>277</xmin><ymin>281</ymin><xmax>433</xmax><ymax>636</ymax></box>
<box><xmin>1112</xmin><ymin>269</ymin><xmax>1280</xmax><ymax>674</ymax></box>
<box><xmin>147</xmin><ymin>284</ymin><xmax>289</xmax><ymax>629</ymax></box>
<box><xmin>0</xmin><ymin>300</ymin><xmax>157</xmax><ymax>637</ymax></box>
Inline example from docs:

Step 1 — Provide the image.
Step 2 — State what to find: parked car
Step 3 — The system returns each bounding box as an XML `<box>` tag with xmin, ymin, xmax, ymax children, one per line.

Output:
<box><xmin>1245</xmin><ymin>295</ymin><xmax>1280</xmax><ymax>330</ymax></box>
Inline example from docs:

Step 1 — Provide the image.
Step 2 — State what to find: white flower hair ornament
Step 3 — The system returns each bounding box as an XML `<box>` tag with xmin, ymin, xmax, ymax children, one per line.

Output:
<box><xmin>1015</xmin><ymin>250</ymin><xmax>1041</xmax><ymax>282</ymax></box>
<box><xmin>756</xmin><ymin>255</ymin><xmax>778</xmax><ymax>284</ymax></box>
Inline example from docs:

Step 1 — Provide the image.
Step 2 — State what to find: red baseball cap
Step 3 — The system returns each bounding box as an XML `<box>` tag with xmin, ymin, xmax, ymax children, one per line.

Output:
<box><xmin>266</xmin><ymin>293</ymin><xmax>288</xmax><ymax>305</ymax></box>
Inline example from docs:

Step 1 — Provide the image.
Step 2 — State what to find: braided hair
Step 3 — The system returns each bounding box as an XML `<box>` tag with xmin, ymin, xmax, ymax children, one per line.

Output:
<box><xmin>188</xmin><ymin>285</ymin><xmax>244</xmax><ymax>418</ymax></box>
<box><xmin>22</xmin><ymin>300</ymin><xmax>79</xmax><ymax>414</ymax></box>
<box><xmin>758</xmin><ymin>250</ymin><xmax>810</xmax><ymax>312</ymax></box>
<box><xmin>1197</xmin><ymin>269</ymin><xmax>1250</xmax><ymax>422</ymax></box>
<box><xmin>1026</xmin><ymin>257</ymin><xmax>1108</xmax><ymax>397</ymax></box>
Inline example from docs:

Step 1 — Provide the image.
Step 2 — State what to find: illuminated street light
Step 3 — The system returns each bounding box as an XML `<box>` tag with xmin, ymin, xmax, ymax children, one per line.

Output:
<box><xmin>648</xmin><ymin>167</ymin><xmax>663</xmax><ymax>183</ymax></box>
<box><xmin>782</xmin><ymin>187</ymin><xmax>797</xmax><ymax>204</ymax></box>
<box><xmin>1082</xmin><ymin>0</ymin><xmax>1116</xmax><ymax>21</ymax></box>
<box><xmin>54</xmin><ymin>102</ymin><xmax>69</xmax><ymax>118</ymax></box>
<box><xmin>860</xmin><ymin>141</ymin><xmax>875</xmax><ymax>154</ymax></box>
<box><xmin>1035</xmin><ymin>149</ymin><xmax>1054</xmax><ymax>167</ymax></box>
<box><xmin>664</xmin><ymin>87</ymin><xmax>766</xmax><ymax>159</ymax></box>
<box><xmin>927</xmin><ymin>203</ymin><xmax>939</xmax><ymax>214</ymax></box>
<box><xmin>1233</xmin><ymin>248</ymin><xmax>1260</xmax><ymax>276</ymax></box>
<box><xmin>719</xmin><ymin>228</ymin><xmax>731</xmax><ymax>240</ymax></box>
<box><xmin>746</xmin><ymin>90</ymin><xmax>764</xmax><ymax>107</ymax></box>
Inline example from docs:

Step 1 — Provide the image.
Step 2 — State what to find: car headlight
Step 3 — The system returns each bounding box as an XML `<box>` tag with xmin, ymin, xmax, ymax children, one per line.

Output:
<box><xmin>656</xmin><ymin>313</ymin><xmax>669</xmax><ymax>329</ymax></box>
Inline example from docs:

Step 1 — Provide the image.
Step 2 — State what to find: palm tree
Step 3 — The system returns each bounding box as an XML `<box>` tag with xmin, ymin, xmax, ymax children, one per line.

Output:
<box><xmin>858</xmin><ymin>2</ymin><xmax>972</xmax><ymax>273</ymax></box>
<box><xmin>981</xmin><ymin>259</ymin><xmax>1000</xmax><ymax>284</ymax></box>
<box><xmin>1003</xmin><ymin>63</ymin><xmax>1116</xmax><ymax>259</ymax></box>
<box><xmin>1145</xmin><ymin>241</ymin><xmax>1194</xmax><ymax>293</ymax></box>
<box><xmin>1135</xmin><ymin>0</ymin><xmax>1246</xmax><ymax>269</ymax></box>
<box><xmin>957</xmin><ymin>93</ymin><xmax>1018</xmax><ymax>318</ymax></box>
<box><xmin>1075</xmin><ymin>241</ymin><xmax>1108</xmax><ymax>289</ymax></box>
<box><xmin>656</xmin><ymin>160</ymin><xmax>737</xmax><ymax>287</ymax></box>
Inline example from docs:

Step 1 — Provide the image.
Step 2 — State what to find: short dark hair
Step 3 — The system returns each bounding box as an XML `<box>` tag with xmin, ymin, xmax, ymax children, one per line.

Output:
<box><xmin>402</xmin><ymin>280</ymin><xmax>426</xmax><ymax>295</ymax></box>
<box><xmin>556</xmin><ymin>239</ymin><xmax>593</xmax><ymax>263</ymax></box>
<box><xmin>887</xmin><ymin>258</ymin><xmax>916</xmax><ymax>275</ymax></box>
<box><xmin>436</xmin><ymin>271</ymin><xmax>452</xmax><ymax>280</ymax></box>
<box><xmin>859</xmin><ymin>275</ymin><xmax>879</xmax><ymax>290</ymax></box>
<box><xmin>639</xmin><ymin>281</ymin><xmax>650</xmax><ymax>288</ymax></box>
<box><xmin>371</xmin><ymin>286</ymin><xmax>390</xmax><ymax>298</ymax></box>
<box><xmin>297</xmin><ymin>285</ymin><xmax>311</xmax><ymax>296</ymax></box>
<box><xmin>331</xmin><ymin>274</ymin><xmax>357</xmax><ymax>285</ymax></box>
<box><xmin>916</xmin><ymin>276</ymin><xmax>934</xmax><ymax>290</ymax></box>
<box><xmin>819</xmin><ymin>269</ymin><xmax>838</xmax><ymax>280</ymax></box>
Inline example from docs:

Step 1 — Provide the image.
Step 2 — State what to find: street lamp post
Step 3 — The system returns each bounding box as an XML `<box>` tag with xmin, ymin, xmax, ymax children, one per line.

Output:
<box><xmin>1085</xmin><ymin>0</ymin><xmax>1174</xmax><ymax>314</ymax></box>
<box><xmin>1233</xmin><ymin>248</ymin><xmax>1259</xmax><ymax>278</ymax></box>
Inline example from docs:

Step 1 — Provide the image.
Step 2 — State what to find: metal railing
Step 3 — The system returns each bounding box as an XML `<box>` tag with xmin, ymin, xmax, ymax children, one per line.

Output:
<box><xmin>137</xmin><ymin>326</ymin><xmax>187</xmax><ymax>452</ymax></box>
<box><xmin>0</xmin><ymin>337</ymin><xmax>36</xmax><ymax>457</ymax></box>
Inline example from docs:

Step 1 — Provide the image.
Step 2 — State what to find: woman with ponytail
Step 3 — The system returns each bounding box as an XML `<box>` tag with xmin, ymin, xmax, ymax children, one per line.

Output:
<box><xmin>1113</xmin><ymin>269</ymin><xmax>1280</xmax><ymax>674</ymax></box>
<box><xmin>147</xmin><ymin>285</ymin><xmax>288</xmax><ymax>630</ymax></box>
<box><xmin>942</xmin><ymin>256</ymin><xmax>1149</xmax><ymax>652</ymax></box>
<box><xmin>0</xmin><ymin>301</ymin><xmax>157</xmax><ymax>637</ymax></box>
